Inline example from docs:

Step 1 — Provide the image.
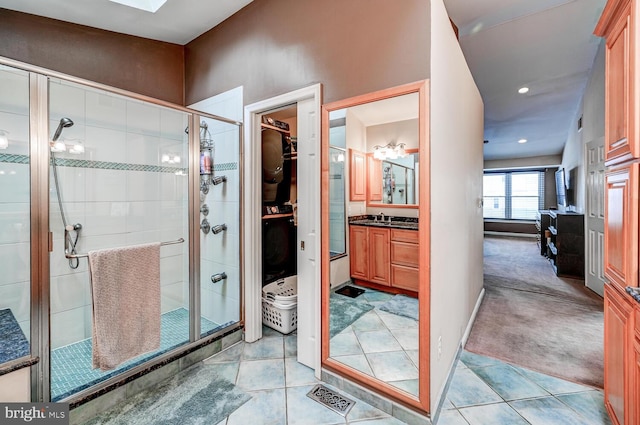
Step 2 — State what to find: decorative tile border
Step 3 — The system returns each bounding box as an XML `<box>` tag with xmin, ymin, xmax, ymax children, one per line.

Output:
<box><xmin>0</xmin><ymin>154</ymin><xmax>238</xmax><ymax>173</ymax></box>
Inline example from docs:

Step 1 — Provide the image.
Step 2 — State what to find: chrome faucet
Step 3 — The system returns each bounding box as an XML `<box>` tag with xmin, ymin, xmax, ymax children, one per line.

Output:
<box><xmin>379</xmin><ymin>212</ymin><xmax>385</xmax><ymax>222</ymax></box>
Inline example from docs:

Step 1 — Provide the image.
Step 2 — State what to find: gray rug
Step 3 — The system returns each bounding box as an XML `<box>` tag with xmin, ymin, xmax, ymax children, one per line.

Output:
<box><xmin>330</xmin><ymin>293</ymin><xmax>374</xmax><ymax>338</ymax></box>
<box><xmin>84</xmin><ymin>363</ymin><xmax>251</xmax><ymax>425</ymax></box>
<box><xmin>466</xmin><ymin>236</ymin><xmax>604</xmax><ymax>389</ymax></box>
<box><xmin>378</xmin><ymin>295</ymin><xmax>418</xmax><ymax>321</ymax></box>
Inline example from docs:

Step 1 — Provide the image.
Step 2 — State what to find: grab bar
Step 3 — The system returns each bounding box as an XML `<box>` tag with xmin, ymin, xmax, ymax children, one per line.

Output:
<box><xmin>63</xmin><ymin>230</ymin><xmax>185</xmax><ymax>259</ymax></box>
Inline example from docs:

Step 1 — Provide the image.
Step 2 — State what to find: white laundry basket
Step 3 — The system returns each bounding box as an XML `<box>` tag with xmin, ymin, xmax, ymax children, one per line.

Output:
<box><xmin>262</xmin><ymin>276</ymin><xmax>297</xmax><ymax>333</ymax></box>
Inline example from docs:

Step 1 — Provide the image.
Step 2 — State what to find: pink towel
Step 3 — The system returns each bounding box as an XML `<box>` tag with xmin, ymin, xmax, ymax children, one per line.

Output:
<box><xmin>88</xmin><ymin>243</ymin><xmax>161</xmax><ymax>370</ymax></box>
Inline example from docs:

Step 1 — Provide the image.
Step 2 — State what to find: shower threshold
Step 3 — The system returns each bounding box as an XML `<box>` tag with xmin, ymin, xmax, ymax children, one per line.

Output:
<box><xmin>50</xmin><ymin>308</ymin><xmax>223</xmax><ymax>401</ymax></box>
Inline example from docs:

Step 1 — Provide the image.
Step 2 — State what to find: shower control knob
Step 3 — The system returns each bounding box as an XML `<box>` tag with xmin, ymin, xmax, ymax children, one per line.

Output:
<box><xmin>211</xmin><ymin>224</ymin><xmax>227</xmax><ymax>234</ymax></box>
<box><xmin>211</xmin><ymin>272</ymin><xmax>227</xmax><ymax>283</ymax></box>
<box><xmin>200</xmin><ymin>218</ymin><xmax>211</xmax><ymax>235</ymax></box>
<box><xmin>211</xmin><ymin>175</ymin><xmax>227</xmax><ymax>185</ymax></box>
<box><xmin>200</xmin><ymin>204</ymin><xmax>209</xmax><ymax>216</ymax></box>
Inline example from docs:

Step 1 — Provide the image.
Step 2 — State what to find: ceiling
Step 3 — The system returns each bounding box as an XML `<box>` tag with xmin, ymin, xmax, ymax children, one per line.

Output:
<box><xmin>0</xmin><ymin>0</ymin><xmax>606</xmax><ymax>162</ymax></box>
<box><xmin>444</xmin><ymin>0</ymin><xmax>606</xmax><ymax>162</ymax></box>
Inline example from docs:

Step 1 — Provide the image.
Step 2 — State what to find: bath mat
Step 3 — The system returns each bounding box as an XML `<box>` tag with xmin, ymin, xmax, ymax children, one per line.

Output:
<box><xmin>0</xmin><ymin>308</ymin><xmax>29</xmax><ymax>363</ymax></box>
<box><xmin>330</xmin><ymin>293</ymin><xmax>374</xmax><ymax>338</ymax></box>
<box><xmin>378</xmin><ymin>294</ymin><xmax>418</xmax><ymax>321</ymax></box>
<box><xmin>335</xmin><ymin>285</ymin><xmax>365</xmax><ymax>298</ymax></box>
<box><xmin>84</xmin><ymin>363</ymin><xmax>251</xmax><ymax>425</ymax></box>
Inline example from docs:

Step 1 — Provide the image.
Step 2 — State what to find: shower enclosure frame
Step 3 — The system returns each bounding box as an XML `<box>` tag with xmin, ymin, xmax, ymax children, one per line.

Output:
<box><xmin>0</xmin><ymin>56</ymin><xmax>244</xmax><ymax>404</ymax></box>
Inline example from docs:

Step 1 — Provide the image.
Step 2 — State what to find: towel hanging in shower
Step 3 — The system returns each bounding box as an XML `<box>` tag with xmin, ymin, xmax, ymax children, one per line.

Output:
<box><xmin>88</xmin><ymin>242</ymin><xmax>161</xmax><ymax>371</ymax></box>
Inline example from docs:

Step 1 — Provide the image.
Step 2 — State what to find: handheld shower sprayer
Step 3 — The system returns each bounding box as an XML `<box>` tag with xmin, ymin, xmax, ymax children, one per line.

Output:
<box><xmin>51</xmin><ymin>117</ymin><xmax>81</xmax><ymax>268</ymax></box>
<box><xmin>52</xmin><ymin>117</ymin><xmax>74</xmax><ymax>142</ymax></box>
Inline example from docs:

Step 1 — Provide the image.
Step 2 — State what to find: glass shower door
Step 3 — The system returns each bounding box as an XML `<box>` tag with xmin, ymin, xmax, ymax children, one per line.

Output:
<box><xmin>48</xmin><ymin>79</ymin><xmax>192</xmax><ymax>401</ymax></box>
<box><xmin>0</xmin><ymin>65</ymin><xmax>31</xmax><ymax>366</ymax></box>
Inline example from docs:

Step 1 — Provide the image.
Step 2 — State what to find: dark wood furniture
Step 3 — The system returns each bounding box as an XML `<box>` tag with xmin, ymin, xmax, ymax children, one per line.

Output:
<box><xmin>546</xmin><ymin>211</ymin><xmax>584</xmax><ymax>278</ymax></box>
<box><xmin>536</xmin><ymin>210</ymin><xmax>551</xmax><ymax>256</ymax></box>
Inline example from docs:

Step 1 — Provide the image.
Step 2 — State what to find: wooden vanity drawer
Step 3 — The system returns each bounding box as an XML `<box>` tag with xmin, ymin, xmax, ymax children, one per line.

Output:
<box><xmin>391</xmin><ymin>264</ymin><xmax>419</xmax><ymax>292</ymax></box>
<box><xmin>390</xmin><ymin>228</ymin><xmax>418</xmax><ymax>243</ymax></box>
<box><xmin>391</xmin><ymin>241</ymin><xmax>419</xmax><ymax>267</ymax></box>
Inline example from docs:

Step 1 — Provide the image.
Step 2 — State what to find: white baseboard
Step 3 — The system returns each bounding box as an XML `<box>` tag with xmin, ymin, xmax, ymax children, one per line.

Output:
<box><xmin>462</xmin><ymin>287</ymin><xmax>485</xmax><ymax>346</ymax></box>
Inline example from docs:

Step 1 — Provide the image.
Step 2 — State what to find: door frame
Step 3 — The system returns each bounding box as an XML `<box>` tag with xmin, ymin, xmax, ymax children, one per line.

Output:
<box><xmin>243</xmin><ymin>84</ymin><xmax>322</xmax><ymax>374</ymax></box>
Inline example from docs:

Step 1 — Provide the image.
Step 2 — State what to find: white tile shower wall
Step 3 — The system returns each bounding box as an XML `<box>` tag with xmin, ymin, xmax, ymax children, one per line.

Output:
<box><xmin>0</xmin><ymin>68</ymin><xmax>31</xmax><ymax>342</ymax></box>
<box><xmin>193</xmin><ymin>89</ymin><xmax>242</xmax><ymax>329</ymax></box>
<box><xmin>48</xmin><ymin>81</ymin><xmax>191</xmax><ymax>349</ymax></box>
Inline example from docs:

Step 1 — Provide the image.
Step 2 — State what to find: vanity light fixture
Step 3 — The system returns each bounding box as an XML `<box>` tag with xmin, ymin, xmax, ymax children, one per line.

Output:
<box><xmin>161</xmin><ymin>153</ymin><xmax>181</xmax><ymax>164</ymax></box>
<box><xmin>518</xmin><ymin>138</ymin><xmax>528</xmax><ymax>144</ymax></box>
<box><xmin>518</xmin><ymin>87</ymin><xmax>530</xmax><ymax>94</ymax></box>
<box><xmin>0</xmin><ymin>130</ymin><xmax>8</xmax><ymax>150</ymax></box>
<box><xmin>372</xmin><ymin>142</ymin><xmax>407</xmax><ymax>161</ymax></box>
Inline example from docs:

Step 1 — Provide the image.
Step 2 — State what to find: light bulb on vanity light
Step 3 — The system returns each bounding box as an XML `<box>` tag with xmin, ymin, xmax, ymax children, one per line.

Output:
<box><xmin>0</xmin><ymin>130</ymin><xmax>8</xmax><ymax>150</ymax></box>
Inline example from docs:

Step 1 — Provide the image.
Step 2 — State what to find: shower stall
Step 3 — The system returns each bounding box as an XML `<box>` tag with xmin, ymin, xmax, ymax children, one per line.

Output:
<box><xmin>0</xmin><ymin>60</ymin><xmax>242</xmax><ymax>403</ymax></box>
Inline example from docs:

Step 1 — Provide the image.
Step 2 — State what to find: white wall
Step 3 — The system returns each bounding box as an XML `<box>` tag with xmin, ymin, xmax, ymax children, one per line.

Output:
<box><xmin>430</xmin><ymin>0</ymin><xmax>485</xmax><ymax>411</ymax></box>
<box><xmin>560</xmin><ymin>40</ymin><xmax>605</xmax><ymax>213</ymax></box>
<box><xmin>0</xmin><ymin>368</ymin><xmax>30</xmax><ymax>402</ymax></box>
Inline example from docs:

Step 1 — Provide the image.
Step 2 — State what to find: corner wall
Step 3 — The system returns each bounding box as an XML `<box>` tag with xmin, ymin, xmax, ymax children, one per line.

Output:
<box><xmin>429</xmin><ymin>0</ymin><xmax>485</xmax><ymax>411</ymax></box>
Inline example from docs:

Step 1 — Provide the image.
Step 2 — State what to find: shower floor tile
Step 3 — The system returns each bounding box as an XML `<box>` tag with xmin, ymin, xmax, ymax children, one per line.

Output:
<box><xmin>51</xmin><ymin>308</ymin><xmax>221</xmax><ymax>401</ymax></box>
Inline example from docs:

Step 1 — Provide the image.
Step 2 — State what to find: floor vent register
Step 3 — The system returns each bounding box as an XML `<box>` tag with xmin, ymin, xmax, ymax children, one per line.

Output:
<box><xmin>306</xmin><ymin>384</ymin><xmax>356</xmax><ymax>417</ymax></box>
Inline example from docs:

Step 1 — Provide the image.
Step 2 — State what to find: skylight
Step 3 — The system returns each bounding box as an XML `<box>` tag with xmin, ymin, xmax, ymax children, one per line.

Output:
<box><xmin>109</xmin><ymin>0</ymin><xmax>168</xmax><ymax>13</ymax></box>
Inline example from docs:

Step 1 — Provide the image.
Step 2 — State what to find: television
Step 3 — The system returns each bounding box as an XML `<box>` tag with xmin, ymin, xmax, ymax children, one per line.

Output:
<box><xmin>555</xmin><ymin>168</ymin><xmax>567</xmax><ymax>208</ymax></box>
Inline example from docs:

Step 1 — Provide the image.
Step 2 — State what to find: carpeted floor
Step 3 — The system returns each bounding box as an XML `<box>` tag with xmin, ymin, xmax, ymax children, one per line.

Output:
<box><xmin>465</xmin><ymin>236</ymin><xmax>604</xmax><ymax>389</ymax></box>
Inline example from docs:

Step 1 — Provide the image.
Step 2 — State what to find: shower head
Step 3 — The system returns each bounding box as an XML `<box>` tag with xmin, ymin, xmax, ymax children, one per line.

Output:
<box><xmin>52</xmin><ymin>117</ymin><xmax>74</xmax><ymax>142</ymax></box>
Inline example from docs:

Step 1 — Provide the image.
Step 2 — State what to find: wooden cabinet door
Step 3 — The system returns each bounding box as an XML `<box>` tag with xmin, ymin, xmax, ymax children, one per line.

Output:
<box><xmin>368</xmin><ymin>227</ymin><xmax>390</xmax><ymax>285</ymax></box>
<box><xmin>604</xmin><ymin>164</ymin><xmax>638</xmax><ymax>291</ymax></box>
<box><xmin>349</xmin><ymin>226</ymin><xmax>368</xmax><ymax>280</ymax></box>
<box><xmin>604</xmin><ymin>285</ymin><xmax>633</xmax><ymax>425</ymax></box>
<box><xmin>604</xmin><ymin>2</ymin><xmax>635</xmax><ymax>163</ymax></box>
<box><xmin>349</xmin><ymin>149</ymin><xmax>366</xmax><ymax>201</ymax></box>
<box><xmin>368</xmin><ymin>155</ymin><xmax>382</xmax><ymax>202</ymax></box>
<box><xmin>391</xmin><ymin>264</ymin><xmax>419</xmax><ymax>292</ymax></box>
<box><xmin>634</xmin><ymin>336</ymin><xmax>640</xmax><ymax>425</ymax></box>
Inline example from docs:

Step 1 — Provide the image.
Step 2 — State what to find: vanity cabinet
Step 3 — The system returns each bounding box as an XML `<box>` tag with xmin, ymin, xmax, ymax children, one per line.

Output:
<box><xmin>349</xmin><ymin>225</ymin><xmax>418</xmax><ymax>293</ymax></box>
<box><xmin>369</xmin><ymin>227</ymin><xmax>391</xmax><ymax>285</ymax></box>
<box><xmin>349</xmin><ymin>149</ymin><xmax>366</xmax><ymax>201</ymax></box>
<box><xmin>349</xmin><ymin>225</ymin><xmax>368</xmax><ymax>280</ymax></box>
<box><xmin>390</xmin><ymin>229</ymin><xmax>420</xmax><ymax>292</ymax></box>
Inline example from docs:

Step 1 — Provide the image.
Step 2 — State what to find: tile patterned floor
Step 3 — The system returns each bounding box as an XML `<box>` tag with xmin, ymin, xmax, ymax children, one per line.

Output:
<box><xmin>206</xmin><ymin>325</ymin><xmax>408</xmax><ymax>425</ymax></box>
<box><xmin>438</xmin><ymin>350</ymin><xmax>613</xmax><ymax>425</ymax></box>
<box><xmin>330</xmin><ymin>287</ymin><xmax>420</xmax><ymax>396</ymax></box>
<box><xmin>51</xmin><ymin>308</ymin><xmax>222</xmax><ymax>401</ymax></box>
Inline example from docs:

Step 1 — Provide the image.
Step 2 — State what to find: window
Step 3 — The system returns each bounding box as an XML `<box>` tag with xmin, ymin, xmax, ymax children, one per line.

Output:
<box><xmin>483</xmin><ymin>171</ymin><xmax>544</xmax><ymax>220</ymax></box>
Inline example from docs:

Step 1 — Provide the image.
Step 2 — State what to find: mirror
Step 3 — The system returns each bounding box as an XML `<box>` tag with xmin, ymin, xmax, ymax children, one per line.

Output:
<box><xmin>378</xmin><ymin>152</ymin><xmax>419</xmax><ymax>205</ymax></box>
<box><xmin>321</xmin><ymin>82</ymin><xmax>428</xmax><ymax>413</ymax></box>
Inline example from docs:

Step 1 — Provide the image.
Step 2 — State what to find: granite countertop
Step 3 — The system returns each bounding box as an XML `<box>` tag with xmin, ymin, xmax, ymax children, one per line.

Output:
<box><xmin>348</xmin><ymin>215</ymin><xmax>418</xmax><ymax>230</ymax></box>
<box><xmin>626</xmin><ymin>287</ymin><xmax>640</xmax><ymax>304</ymax></box>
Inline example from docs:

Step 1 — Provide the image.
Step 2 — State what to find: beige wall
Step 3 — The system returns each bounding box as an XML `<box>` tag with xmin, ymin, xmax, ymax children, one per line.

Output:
<box><xmin>0</xmin><ymin>368</ymin><xmax>30</xmax><ymax>402</ymax></box>
<box><xmin>484</xmin><ymin>155</ymin><xmax>562</xmax><ymax>170</ymax></box>
<box><xmin>429</xmin><ymin>0</ymin><xmax>485</xmax><ymax>411</ymax></box>
<box><xmin>184</xmin><ymin>0</ymin><xmax>430</xmax><ymax>106</ymax></box>
<box><xmin>0</xmin><ymin>9</ymin><xmax>185</xmax><ymax>104</ymax></box>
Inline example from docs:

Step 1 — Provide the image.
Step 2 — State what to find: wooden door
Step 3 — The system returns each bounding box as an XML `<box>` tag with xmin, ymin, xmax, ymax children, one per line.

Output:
<box><xmin>604</xmin><ymin>285</ymin><xmax>633</xmax><ymax>425</ymax></box>
<box><xmin>368</xmin><ymin>155</ymin><xmax>382</xmax><ymax>202</ymax></box>
<box><xmin>604</xmin><ymin>164</ymin><xmax>639</xmax><ymax>291</ymax></box>
<box><xmin>349</xmin><ymin>225</ymin><xmax>368</xmax><ymax>280</ymax></box>
<box><xmin>368</xmin><ymin>227</ymin><xmax>390</xmax><ymax>285</ymax></box>
<box><xmin>349</xmin><ymin>149</ymin><xmax>366</xmax><ymax>201</ymax></box>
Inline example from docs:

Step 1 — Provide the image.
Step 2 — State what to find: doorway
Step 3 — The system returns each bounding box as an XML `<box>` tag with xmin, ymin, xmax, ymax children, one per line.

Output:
<box><xmin>244</xmin><ymin>84</ymin><xmax>322</xmax><ymax>374</ymax></box>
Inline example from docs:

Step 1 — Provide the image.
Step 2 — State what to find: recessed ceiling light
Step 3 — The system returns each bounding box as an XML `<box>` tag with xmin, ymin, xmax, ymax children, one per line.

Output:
<box><xmin>109</xmin><ymin>0</ymin><xmax>168</xmax><ymax>13</ymax></box>
<box><xmin>518</xmin><ymin>87</ymin><xmax>529</xmax><ymax>94</ymax></box>
<box><xmin>518</xmin><ymin>139</ymin><xmax>528</xmax><ymax>144</ymax></box>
